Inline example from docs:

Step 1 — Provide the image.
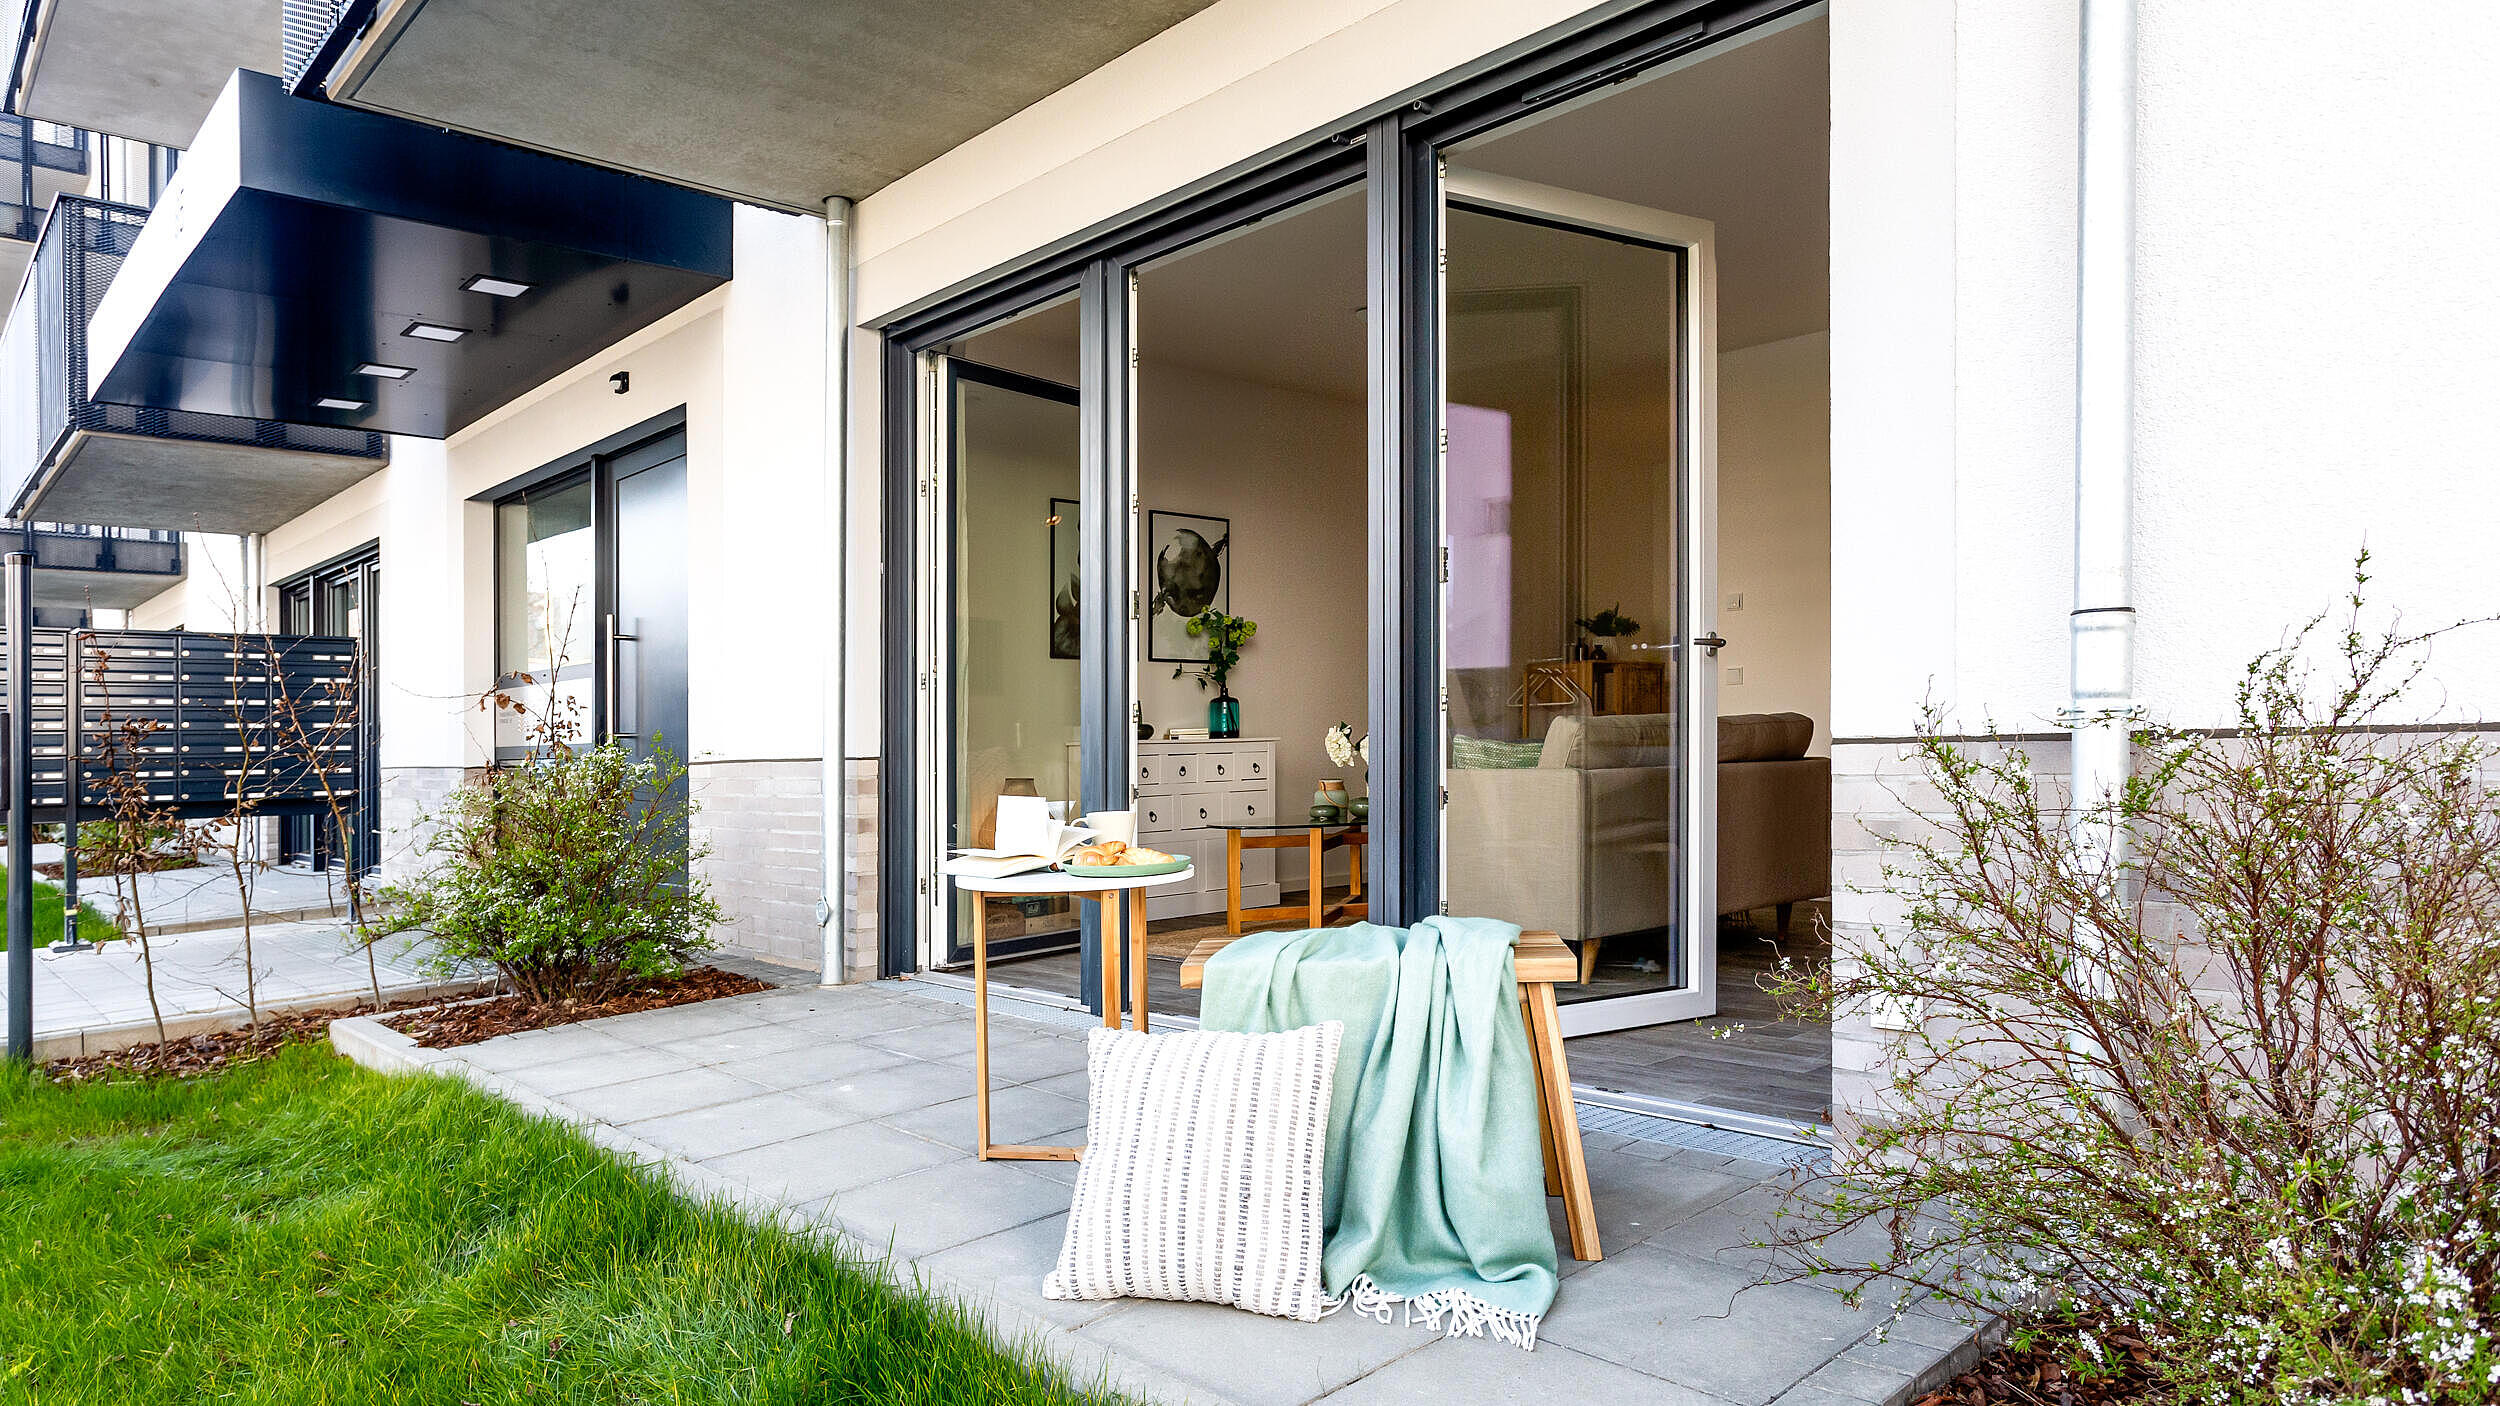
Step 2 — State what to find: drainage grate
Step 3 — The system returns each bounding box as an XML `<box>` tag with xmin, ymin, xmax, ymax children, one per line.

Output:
<box><xmin>1575</xmin><ymin>1102</ymin><xmax>1831</xmax><ymax>1170</ymax></box>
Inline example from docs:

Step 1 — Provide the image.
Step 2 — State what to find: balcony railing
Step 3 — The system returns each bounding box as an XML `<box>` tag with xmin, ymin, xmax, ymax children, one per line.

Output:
<box><xmin>13</xmin><ymin>523</ymin><xmax>182</xmax><ymax>575</ymax></box>
<box><xmin>0</xmin><ymin>196</ymin><xmax>388</xmax><ymax>522</ymax></box>
<box><xmin>1</xmin><ymin>112</ymin><xmax>88</xmax><ymax>243</ymax></box>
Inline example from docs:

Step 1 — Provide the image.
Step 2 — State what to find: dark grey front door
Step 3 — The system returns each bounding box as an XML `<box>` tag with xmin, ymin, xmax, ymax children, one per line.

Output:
<box><xmin>608</xmin><ymin>434</ymin><xmax>690</xmax><ymax>838</ymax></box>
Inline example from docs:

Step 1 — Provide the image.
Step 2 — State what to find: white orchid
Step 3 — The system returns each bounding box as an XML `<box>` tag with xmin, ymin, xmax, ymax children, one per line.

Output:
<box><xmin>1324</xmin><ymin>722</ymin><xmax>1368</xmax><ymax>771</ymax></box>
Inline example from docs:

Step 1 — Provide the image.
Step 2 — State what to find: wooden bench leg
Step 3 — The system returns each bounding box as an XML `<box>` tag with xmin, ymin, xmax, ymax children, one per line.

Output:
<box><xmin>1524</xmin><ymin>980</ymin><xmax>1602</xmax><ymax>1262</ymax></box>
<box><xmin>1523</xmin><ymin>993</ymin><xmax>1562</xmax><ymax>1197</ymax></box>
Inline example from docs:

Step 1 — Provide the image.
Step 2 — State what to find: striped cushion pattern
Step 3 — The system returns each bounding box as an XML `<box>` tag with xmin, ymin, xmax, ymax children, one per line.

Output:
<box><xmin>1042</xmin><ymin>1022</ymin><xmax>1343</xmax><ymax>1320</ymax></box>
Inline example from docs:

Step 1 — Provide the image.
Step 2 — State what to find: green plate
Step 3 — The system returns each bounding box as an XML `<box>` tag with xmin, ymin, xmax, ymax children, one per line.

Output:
<box><xmin>1057</xmin><ymin>859</ymin><xmax>1190</xmax><ymax>878</ymax></box>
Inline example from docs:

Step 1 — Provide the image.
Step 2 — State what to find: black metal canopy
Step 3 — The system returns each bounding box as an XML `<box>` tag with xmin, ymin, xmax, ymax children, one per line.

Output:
<box><xmin>83</xmin><ymin>71</ymin><xmax>733</xmax><ymax>440</ymax></box>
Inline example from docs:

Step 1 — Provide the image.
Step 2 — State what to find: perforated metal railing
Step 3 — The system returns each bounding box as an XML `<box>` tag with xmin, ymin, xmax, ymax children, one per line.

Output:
<box><xmin>0</xmin><ymin>198</ymin><xmax>388</xmax><ymax>519</ymax></box>
<box><xmin>0</xmin><ymin>627</ymin><xmax>361</xmax><ymax>821</ymax></box>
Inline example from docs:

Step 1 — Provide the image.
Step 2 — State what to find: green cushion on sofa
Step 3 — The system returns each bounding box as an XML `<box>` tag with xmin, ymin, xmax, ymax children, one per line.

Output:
<box><xmin>1451</xmin><ymin>735</ymin><xmax>1544</xmax><ymax>770</ymax></box>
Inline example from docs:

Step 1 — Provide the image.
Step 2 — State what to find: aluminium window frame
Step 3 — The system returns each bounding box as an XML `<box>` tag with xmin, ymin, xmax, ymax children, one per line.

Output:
<box><xmin>874</xmin><ymin>0</ymin><xmax>1816</xmax><ymax>987</ymax></box>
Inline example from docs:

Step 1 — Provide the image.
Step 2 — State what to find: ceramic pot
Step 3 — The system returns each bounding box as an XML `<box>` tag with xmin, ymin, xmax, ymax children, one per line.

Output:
<box><xmin>1309</xmin><ymin>803</ymin><xmax>1343</xmax><ymax>824</ymax></box>
<box><xmin>1315</xmin><ymin>778</ymin><xmax>1351</xmax><ymax>814</ymax></box>
<box><xmin>1349</xmin><ymin>796</ymin><xmax>1370</xmax><ymax>822</ymax></box>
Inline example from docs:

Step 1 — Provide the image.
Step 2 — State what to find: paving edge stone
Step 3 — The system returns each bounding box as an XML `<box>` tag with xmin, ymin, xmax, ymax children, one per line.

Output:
<box><xmin>325</xmin><ymin>1006</ymin><xmax>1232</xmax><ymax>1406</ymax></box>
<box><xmin>31</xmin><ymin>977</ymin><xmax>490</xmax><ymax>1063</ymax></box>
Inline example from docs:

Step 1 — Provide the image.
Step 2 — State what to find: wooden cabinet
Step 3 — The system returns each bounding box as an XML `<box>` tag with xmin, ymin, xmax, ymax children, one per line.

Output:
<box><xmin>1135</xmin><ymin>737</ymin><xmax>1280</xmax><ymax>921</ymax></box>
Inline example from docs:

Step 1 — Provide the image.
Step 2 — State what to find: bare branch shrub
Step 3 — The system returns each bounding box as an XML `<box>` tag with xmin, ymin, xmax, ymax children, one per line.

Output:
<box><xmin>1767</xmin><ymin>563</ymin><xmax>2500</xmax><ymax>1402</ymax></box>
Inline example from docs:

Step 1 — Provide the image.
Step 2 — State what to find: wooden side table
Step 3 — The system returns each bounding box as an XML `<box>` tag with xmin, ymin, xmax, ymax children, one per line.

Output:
<box><xmin>1180</xmin><ymin>928</ymin><xmax>1601</xmax><ymax>1262</ymax></box>
<box><xmin>1211</xmin><ymin>821</ymin><xmax>1367</xmax><ymax>935</ymax></box>
<box><xmin>943</xmin><ymin>865</ymin><xmax>1196</xmax><ymax>1162</ymax></box>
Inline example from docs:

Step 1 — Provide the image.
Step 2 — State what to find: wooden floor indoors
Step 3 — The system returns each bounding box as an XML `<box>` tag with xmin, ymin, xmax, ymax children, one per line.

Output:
<box><xmin>977</xmin><ymin>895</ymin><xmax>1834</xmax><ymax>1128</ymax></box>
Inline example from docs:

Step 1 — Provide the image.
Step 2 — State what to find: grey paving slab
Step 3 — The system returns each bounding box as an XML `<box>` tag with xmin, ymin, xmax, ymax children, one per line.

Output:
<box><xmin>1539</xmin><ymin>1243</ymin><xmax>1877</xmax><ymax>1404</ymax></box>
<box><xmin>813</xmin><ymin>1156</ymin><xmax>1072</xmax><ymax>1259</ymax></box>
<box><xmin>773</xmin><ymin>1000</ymin><xmax>954</xmax><ymax>1041</ymax></box>
<box><xmin>458</xmin><ymin>1025</ymin><xmax>646</xmax><ymax>1073</ymax></box>
<box><xmin>559</xmin><ymin>1067</ymin><xmax>777</xmax><ymax>1124</ymax></box>
<box><xmin>503</xmin><ymin>1044</ymin><xmax>698</xmax><ymax>1096</ymax></box>
<box><xmin>983</xmin><ymin>1034</ymin><xmax>1093</xmax><ymax>1084</ymax></box>
<box><xmin>1078</xmin><ymin>1296</ymin><xmax>1431</xmax><ymax>1406</ymax></box>
<box><xmin>702</xmin><ymin>1122</ymin><xmax>961</xmax><ymax>1203</ymax></box>
<box><xmin>1321</xmin><ymin>1335</ymin><xmax>1738</xmax><ymax>1405</ymax></box>
<box><xmin>787</xmin><ymin>1056</ymin><xmax>991</xmax><ymax>1123</ymax></box>
<box><xmin>883</xmin><ymin>1087</ymin><xmax>1090</xmax><ymax>1153</ymax></box>
<box><xmin>622</xmin><ymin>1091</ymin><xmax>858</xmax><ymax>1160</ymax></box>
<box><xmin>652</xmin><ymin>1018</ymin><xmax>826</xmax><ymax>1062</ymax></box>
<box><xmin>917</xmin><ymin>1213</ymin><xmax>1124</xmax><ymax>1331</ymax></box>
<box><xmin>713</xmin><ymin>1039</ymin><xmax>919</xmax><ymax>1090</ymax></box>
<box><xmin>1786</xmin><ymin>1352</ymin><xmax>1918</xmax><ymax>1404</ymax></box>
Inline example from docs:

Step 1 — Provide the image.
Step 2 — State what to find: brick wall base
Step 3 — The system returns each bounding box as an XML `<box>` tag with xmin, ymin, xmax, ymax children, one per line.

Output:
<box><xmin>688</xmin><ymin>758</ymin><xmax>827</xmax><ymax>973</ymax></box>
<box><xmin>841</xmin><ymin>758</ymin><xmax>880</xmax><ymax>983</ymax></box>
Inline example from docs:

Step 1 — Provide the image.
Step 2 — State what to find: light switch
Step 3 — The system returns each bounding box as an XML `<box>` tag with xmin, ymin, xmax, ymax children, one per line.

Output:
<box><xmin>1724</xmin><ymin>591</ymin><xmax>1744</xmax><ymax>611</ymax></box>
<box><xmin>1726</xmin><ymin>667</ymin><xmax>1745</xmax><ymax>686</ymax></box>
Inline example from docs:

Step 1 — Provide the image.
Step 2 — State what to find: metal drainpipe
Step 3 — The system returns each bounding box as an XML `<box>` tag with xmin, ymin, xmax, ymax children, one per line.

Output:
<box><xmin>820</xmin><ymin>195</ymin><xmax>854</xmax><ymax>986</ymax></box>
<box><xmin>2069</xmin><ymin>0</ymin><xmax>2137</xmax><ymax>868</ymax></box>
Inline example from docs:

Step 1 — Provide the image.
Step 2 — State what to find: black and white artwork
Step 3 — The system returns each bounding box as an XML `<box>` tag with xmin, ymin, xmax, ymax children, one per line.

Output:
<box><xmin>1147</xmin><ymin>510</ymin><xmax>1230</xmax><ymax>662</ymax></box>
<box><xmin>1048</xmin><ymin>497</ymin><xmax>1081</xmax><ymax>660</ymax></box>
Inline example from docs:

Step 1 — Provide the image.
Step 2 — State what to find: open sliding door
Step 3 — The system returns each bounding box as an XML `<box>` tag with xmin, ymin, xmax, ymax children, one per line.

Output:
<box><xmin>1435</xmin><ymin>164</ymin><xmax>1721</xmax><ymax>1037</ymax></box>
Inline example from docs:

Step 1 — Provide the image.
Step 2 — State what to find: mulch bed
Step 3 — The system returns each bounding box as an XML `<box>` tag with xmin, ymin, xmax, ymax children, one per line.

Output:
<box><xmin>44</xmin><ymin>995</ymin><xmax>444</xmax><ymax>1083</ymax></box>
<box><xmin>1912</xmin><ymin>1308</ymin><xmax>2162</xmax><ymax>1406</ymax></box>
<box><xmin>381</xmin><ymin>966</ymin><xmax>768</xmax><ymax>1049</ymax></box>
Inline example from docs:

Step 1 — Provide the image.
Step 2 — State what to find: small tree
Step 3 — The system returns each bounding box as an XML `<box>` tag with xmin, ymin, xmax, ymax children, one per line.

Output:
<box><xmin>257</xmin><ymin>630</ymin><xmax>379</xmax><ymax>1003</ymax></box>
<box><xmin>1765</xmin><ymin>564</ymin><xmax>2500</xmax><ymax>1402</ymax></box>
<box><xmin>77</xmin><ymin>644</ymin><xmax>191</xmax><ymax>1044</ymax></box>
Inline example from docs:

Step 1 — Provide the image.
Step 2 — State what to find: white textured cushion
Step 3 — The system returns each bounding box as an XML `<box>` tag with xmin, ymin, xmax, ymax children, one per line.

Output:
<box><xmin>1042</xmin><ymin>1022</ymin><xmax>1343</xmax><ymax>1321</ymax></box>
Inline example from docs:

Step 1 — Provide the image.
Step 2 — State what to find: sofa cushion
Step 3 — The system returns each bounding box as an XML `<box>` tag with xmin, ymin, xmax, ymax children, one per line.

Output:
<box><xmin>1540</xmin><ymin>712</ymin><xmax>1678</xmax><ymax>769</ymax></box>
<box><xmin>1718</xmin><ymin>712</ymin><xmax>1815</xmax><ymax>762</ymax></box>
<box><xmin>1452</xmin><ymin>734</ymin><xmax>1544</xmax><ymax>770</ymax></box>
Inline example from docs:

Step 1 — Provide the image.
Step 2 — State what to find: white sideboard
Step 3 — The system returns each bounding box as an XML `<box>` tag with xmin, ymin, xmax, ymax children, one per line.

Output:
<box><xmin>1135</xmin><ymin>737</ymin><xmax>1282</xmax><ymax>921</ymax></box>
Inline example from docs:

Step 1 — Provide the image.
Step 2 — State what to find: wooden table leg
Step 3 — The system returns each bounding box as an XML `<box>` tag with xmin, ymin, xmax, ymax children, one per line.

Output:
<box><xmin>1128</xmin><ymin>887</ymin><xmax>1149</xmax><ymax>1033</ymax></box>
<box><xmin>1524</xmin><ymin>992</ymin><xmax>1562</xmax><ymax>1197</ymax></box>
<box><xmin>1347</xmin><ymin>836</ymin><xmax>1363</xmax><ymax>900</ymax></box>
<box><xmin>1226</xmin><ymin>829</ymin><xmax>1244</xmax><ymax>936</ymax></box>
<box><xmin>1097</xmin><ymin>890</ymin><xmax>1122</xmax><ymax>1029</ymax></box>
<box><xmin>1307</xmin><ymin>828</ymin><xmax>1324</xmax><ymax>929</ymax></box>
<box><xmin>972</xmin><ymin>890</ymin><xmax>994</xmax><ymax>1161</ymax></box>
<box><xmin>1525</xmin><ymin>980</ymin><xmax>1601</xmax><ymax>1261</ymax></box>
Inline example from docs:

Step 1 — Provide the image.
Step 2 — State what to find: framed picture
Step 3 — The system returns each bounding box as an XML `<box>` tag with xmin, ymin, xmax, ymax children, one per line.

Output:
<box><xmin>1047</xmin><ymin>497</ymin><xmax>1081</xmax><ymax>660</ymax></box>
<box><xmin>1147</xmin><ymin>510</ymin><xmax>1230</xmax><ymax>662</ymax></box>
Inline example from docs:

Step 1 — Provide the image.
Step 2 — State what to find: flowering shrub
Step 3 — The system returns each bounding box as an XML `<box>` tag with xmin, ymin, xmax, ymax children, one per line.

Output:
<box><xmin>381</xmin><ymin>741</ymin><xmax>723</xmax><ymax>1006</ymax></box>
<box><xmin>1768</xmin><ymin>569</ymin><xmax>2500</xmax><ymax>1403</ymax></box>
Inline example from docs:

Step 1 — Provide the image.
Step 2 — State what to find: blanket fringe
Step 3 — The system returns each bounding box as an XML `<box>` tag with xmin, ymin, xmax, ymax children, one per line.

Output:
<box><xmin>1320</xmin><ymin>1274</ymin><xmax>1541</xmax><ymax>1351</ymax></box>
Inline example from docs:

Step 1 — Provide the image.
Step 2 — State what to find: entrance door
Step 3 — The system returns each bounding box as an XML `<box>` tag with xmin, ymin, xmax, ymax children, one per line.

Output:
<box><xmin>1436</xmin><ymin>166</ymin><xmax>1720</xmax><ymax>1036</ymax></box>
<box><xmin>926</xmin><ymin>357</ymin><xmax>1085</xmax><ymax>968</ymax></box>
<box><xmin>276</xmin><ymin>545</ymin><xmax>380</xmax><ymax>876</ymax></box>
<box><xmin>610</xmin><ymin>435</ymin><xmax>691</xmax><ymax>867</ymax></box>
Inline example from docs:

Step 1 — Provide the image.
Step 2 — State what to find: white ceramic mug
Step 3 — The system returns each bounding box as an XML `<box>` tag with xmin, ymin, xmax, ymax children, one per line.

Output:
<box><xmin>1083</xmin><ymin>809</ymin><xmax>1138</xmax><ymax>845</ymax></box>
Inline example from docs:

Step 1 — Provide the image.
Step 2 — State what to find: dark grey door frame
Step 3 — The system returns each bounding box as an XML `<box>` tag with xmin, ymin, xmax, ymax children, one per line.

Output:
<box><xmin>873</xmin><ymin>0</ymin><xmax>1813</xmax><ymax>988</ymax></box>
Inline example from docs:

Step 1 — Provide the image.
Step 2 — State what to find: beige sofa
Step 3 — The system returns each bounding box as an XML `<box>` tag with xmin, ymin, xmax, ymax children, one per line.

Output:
<box><xmin>1444</xmin><ymin>711</ymin><xmax>1830</xmax><ymax>980</ymax></box>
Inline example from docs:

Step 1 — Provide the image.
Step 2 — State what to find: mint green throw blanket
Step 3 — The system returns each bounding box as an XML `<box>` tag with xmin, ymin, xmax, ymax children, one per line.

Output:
<box><xmin>1200</xmin><ymin>918</ymin><xmax>1558</xmax><ymax>1348</ymax></box>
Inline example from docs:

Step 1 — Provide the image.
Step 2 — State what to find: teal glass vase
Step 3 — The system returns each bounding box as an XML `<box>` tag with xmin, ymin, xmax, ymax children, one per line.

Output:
<box><xmin>1209</xmin><ymin>690</ymin><xmax>1241</xmax><ymax>739</ymax></box>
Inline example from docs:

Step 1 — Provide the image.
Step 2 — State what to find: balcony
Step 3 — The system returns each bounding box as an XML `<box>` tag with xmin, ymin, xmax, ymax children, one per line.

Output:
<box><xmin>0</xmin><ymin>195</ymin><xmax>388</xmax><ymax>535</ymax></box>
<box><xmin>15</xmin><ymin>522</ymin><xmax>182</xmax><ymax>614</ymax></box>
<box><xmin>279</xmin><ymin>0</ymin><xmax>1220</xmax><ymax>211</ymax></box>
<box><xmin>0</xmin><ymin>112</ymin><xmax>87</xmax><ymax>293</ymax></box>
<box><xmin>5</xmin><ymin>0</ymin><xmax>281</xmax><ymax>148</ymax></box>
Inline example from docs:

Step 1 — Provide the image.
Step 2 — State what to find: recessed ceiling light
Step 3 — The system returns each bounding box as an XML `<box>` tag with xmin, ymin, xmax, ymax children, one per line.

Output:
<box><xmin>354</xmin><ymin>361</ymin><xmax>415</xmax><ymax>379</ymax></box>
<box><xmin>462</xmin><ymin>274</ymin><xmax>533</xmax><ymax>298</ymax></box>
<box><xmin>316</xmin><ymin>397</ymin><xmax>368</xmax><ymax>412</ymax></box>
<box><xmin>401</xmin><ymin>321</ymin><xmax>468</xmax><ymax>342</ymax></box>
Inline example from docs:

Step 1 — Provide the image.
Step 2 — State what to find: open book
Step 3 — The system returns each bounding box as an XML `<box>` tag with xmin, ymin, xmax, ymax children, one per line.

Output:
<box><xmin>944</xmin><ymin>794</ymin><xmax>1097</xmax><ymax>880</ymax></box>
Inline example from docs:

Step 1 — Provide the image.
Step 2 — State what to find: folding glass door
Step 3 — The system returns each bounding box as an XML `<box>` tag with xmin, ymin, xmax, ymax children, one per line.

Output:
<box><xmin>1436</xmin><ymin>164</ymin><xmax>1721</xmax><ymax>1036</ymax></box>
<box><xmin>920</xmin><ymin>333</ymin><xmax>1086</xmax><ymax>968</ymax></box>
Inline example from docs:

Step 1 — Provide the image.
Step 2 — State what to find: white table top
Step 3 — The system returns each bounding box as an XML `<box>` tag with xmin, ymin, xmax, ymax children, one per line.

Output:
<box><xmin>943</xmin><ymin>864</ymin><xmax>1196</xmax><ymax>894</ymax></box>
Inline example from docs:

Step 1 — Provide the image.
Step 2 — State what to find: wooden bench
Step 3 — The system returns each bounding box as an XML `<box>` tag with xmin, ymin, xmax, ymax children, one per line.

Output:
<box><xmin>1180</xmin><ymin>928</ymin><xmax>1602</xmax><ymax>1262</ymax></box>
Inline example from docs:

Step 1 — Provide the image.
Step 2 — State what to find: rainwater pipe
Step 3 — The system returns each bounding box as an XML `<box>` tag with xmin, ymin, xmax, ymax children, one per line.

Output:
<box><xmin>2069</xmin><ymin>0</ymin><xmax>2137</xmax><ymax>871</ymax></box>
<box><xmin>820</xmin><ymin>195</ymin><xmax>854</xmax><ymax>986</ymax></box>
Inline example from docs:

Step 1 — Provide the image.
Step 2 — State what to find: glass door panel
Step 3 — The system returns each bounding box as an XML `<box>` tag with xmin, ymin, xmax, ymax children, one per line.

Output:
<box><xmin>493</xmin><ymin>476</ymin><xmax>597</xmax><ymax>756</ymax></box>
<box><xmin>940</xmin><ymin>358</ymin><xmax>1083</xmax><ymax>966</ymax></box>
<box><xmin>1438</xmin><ymin>165</ymin><xmax>1719</xmax><ymax>1036</ymax></box>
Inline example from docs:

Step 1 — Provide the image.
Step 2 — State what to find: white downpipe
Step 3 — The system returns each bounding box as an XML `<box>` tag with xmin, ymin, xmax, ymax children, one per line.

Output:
<box><xmin>820</xmin><ymin>196</ymin><xmax>854</xmax><ymax>986</ymax></box>
<box><xmin>2069</xmin><ymin>0</ymin><xmax>2136</xmax><ymax>869</ymax></box>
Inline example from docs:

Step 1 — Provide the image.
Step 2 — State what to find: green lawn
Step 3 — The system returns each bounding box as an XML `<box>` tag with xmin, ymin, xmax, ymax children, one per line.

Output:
<box><xmin>0</xmin><ymin>1043</ymin><xmax>1118</xmax><ymax>1405</ymax></box>
<box><xmin>0</xmin><ymin>863</ymin><xmax>120</xmax><ymax>946</ymax></box>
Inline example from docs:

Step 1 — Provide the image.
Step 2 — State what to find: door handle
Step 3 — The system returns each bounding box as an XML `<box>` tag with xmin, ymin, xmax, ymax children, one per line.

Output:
<box><xmin>1692</xmin><ymin>634</ymin><xmax>1729</xmax><ymax>654</ymax></box>
<box><xmin>604</xmin><ymin>613</ymin><xmax>641</xmax><ymax>738</ymax></box>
